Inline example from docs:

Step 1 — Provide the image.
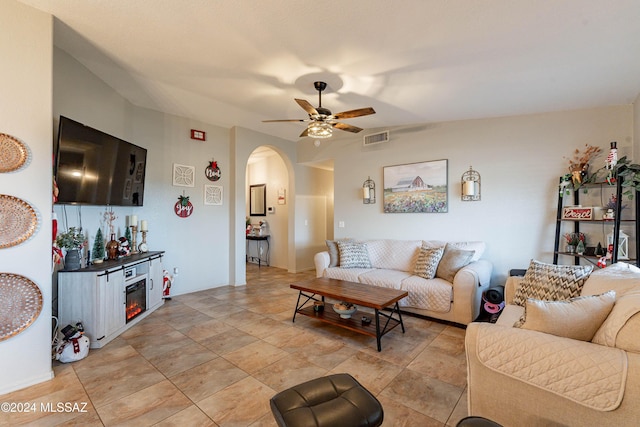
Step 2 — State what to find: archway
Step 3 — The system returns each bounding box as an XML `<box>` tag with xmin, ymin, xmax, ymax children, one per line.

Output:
<box><xmin>245</xmin><ymin>146</ymin><xmax>290</xmax><ymax>271</ymax></box>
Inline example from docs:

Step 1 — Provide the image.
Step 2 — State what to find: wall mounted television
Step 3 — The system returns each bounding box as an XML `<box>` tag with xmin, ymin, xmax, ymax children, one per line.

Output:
<box><xmin>54</xmin><ymin>116</ymin><xmax>147</xmax><ymax>206</ymax></box>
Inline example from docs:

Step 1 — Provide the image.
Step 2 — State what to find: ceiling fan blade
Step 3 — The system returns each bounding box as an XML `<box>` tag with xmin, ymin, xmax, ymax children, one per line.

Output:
<box><xmin>295</xmin><ymin>99</ymin><xmax>319</xmax><ymax>116</ymax></box>
<box><xmin>299</xmin><ymin>128</ymin><xmax>309</xmax><ymax>137</ymax></box>
<box><xmin>262</xmin><ymin>119</ymin><xmax>307</xmax><ymax>123</ymax></box>
<box><xmin>333</xmin><ymin>122</ymin><xmax>363</xmax><ymax>133</ymax></box>
<box><xmin>333</xmin><ymin>107</ymin><xmax>376</xmax><ymax>120</ymax></box>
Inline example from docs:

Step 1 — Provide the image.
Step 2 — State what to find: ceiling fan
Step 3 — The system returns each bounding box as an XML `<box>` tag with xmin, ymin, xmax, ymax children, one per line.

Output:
<box><xmin>263</xmin><ymin>81</ymin><xmax>376</xmax><ymax>138</ymax></box>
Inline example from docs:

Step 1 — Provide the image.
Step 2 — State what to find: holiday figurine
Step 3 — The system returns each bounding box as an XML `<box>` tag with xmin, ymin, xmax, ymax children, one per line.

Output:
<box><xmin>162</xmin><ymin>269</ymin><xmax>173</xmax><ymax>300</ymax></box>
<box><xmin>118</xmin><ymin>237</ymin><xmax>131</xmax><ymax>257</ymax></box>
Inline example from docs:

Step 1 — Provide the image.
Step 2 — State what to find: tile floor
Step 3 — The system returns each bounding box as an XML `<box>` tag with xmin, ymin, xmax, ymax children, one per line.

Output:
<box><xmin>0</xmin><ymin>264</ymin><xmax>469</xmax><ymax>426</ymax></box>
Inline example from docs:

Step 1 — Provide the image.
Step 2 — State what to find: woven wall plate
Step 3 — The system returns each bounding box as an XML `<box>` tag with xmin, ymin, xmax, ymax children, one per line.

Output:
<box><xmin>0</xmin><ymin>133</ymin><xmax>28</xmax><ymax>173</ymax></box>
<box><xmin>0</xmin><ymin>195</ymin><xmax>38</xmax><ymax>249</ymax></box>
<box><xmin>0</xmin><ymin>273</ymin><xmax>43</xmax><ymax>342</ymax></box>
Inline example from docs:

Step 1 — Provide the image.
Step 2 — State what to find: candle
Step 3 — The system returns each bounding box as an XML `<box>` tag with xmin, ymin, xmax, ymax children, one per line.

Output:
<box><xmin>363</xmin><ymin>187</ymin><xmax>370</xmax><ymax>199</ymax></box>
<box><xmin>463</xmin><ymin>180</ymin><xmax>476</xmax><ymax>196</ymax></box>
<box><xmin>130</xmin><ymin>215</ymin><xmax>137</xmax><ymax>227</ymax></box>
<box><xmin>140</xmin><ymin>220</ymin><xmax>148</xmax><ymax>231</ymax></box>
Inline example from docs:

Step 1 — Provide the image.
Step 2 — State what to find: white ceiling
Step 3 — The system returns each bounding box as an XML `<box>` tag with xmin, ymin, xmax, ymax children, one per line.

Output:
<box><xmin>19</xmin><ymin>0</ymin><xmax>640</xmax><ymax>142</ymax></box>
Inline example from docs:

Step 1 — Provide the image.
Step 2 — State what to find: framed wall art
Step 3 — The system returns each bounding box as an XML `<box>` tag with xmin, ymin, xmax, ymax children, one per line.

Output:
<box><xmin>383</xmin><ymin>159</ymin><xmax>448</xmax><ymax>213</ymax></box>
<box><xmin>204</xmin><ymin>185</ymin><xmax>223</xmax><ymax>205</ymax></box>
<box><xmin>172</xmin><ymin>163</ymin><xmax>195</xmax><ymax>187</ymax></box>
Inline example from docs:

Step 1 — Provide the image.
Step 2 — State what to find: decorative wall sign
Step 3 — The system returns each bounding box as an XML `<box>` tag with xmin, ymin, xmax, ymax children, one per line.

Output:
<box><xmin>0</xmin><ymin>273</ymin><xmax>43</xmax><ymax>342</ymax></box>
<box><xmin>205</xmin><ymin>160</ymin><xmax>221</xmax><ymax>181</ymax></box>
<box><xmin>0</xmin><ymin>133</ymin><xmax>28</xmax><ymax>173</ymax></box>
<box><xmin>174</xmin><ymin>195</ymin><xmax>194</xmax><ymax>218</ymax></box>
<box><xmin>204</xmin><ymin>185</ymin><xmax>223</xmax><ymax>205</ymax></box>
<box><xmin>172</xmin><ymin>164</ymin><xmax>195</xmax><ymax>187</ymax></box>
<box><xmin>383</xmin><ymin>159</ymin><xmax>448</xmax><ymax>213</ymax></box>
<box><xmin>562</xmin><ymin>207</ymin><xmax>593</xmax><ymax>220</ymax></box>
<box><xmin>0</xmin><ymin>194</ymin><xmax>38</xmax><ymax>248</ymax></box>
<box><xmin>190</xmin><ymin>129</ymin><xmax>206</xmax><ymax>141</ymax></box>
<box><xmin>278</xmin><ymin>188</ymin><xmax>286</xmax><ymax>205</ymax></box>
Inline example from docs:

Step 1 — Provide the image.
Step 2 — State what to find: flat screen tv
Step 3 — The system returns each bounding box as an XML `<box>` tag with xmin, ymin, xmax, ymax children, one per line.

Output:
<box><xmin>54</xmin><ymin>116</ymin><xmax>147</xmax><ymax>206</ymax></box>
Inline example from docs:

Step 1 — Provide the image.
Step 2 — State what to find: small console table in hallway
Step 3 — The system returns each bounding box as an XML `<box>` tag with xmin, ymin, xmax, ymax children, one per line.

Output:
<box><xmin>246</xmin><ymin>234</ymin><xmax>270</xmax><ymax>267</ymax></box>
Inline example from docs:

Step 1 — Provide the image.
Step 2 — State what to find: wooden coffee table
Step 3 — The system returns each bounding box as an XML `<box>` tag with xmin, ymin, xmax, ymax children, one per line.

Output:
<box><xmin>290</xmin><ymin>277</ymin><xmax>408</xmax><ymax>351</ymax></box>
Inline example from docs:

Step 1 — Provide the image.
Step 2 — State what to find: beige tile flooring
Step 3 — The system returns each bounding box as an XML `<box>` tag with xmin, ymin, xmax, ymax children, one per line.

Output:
<box><xmin>0</xmin><ymin>264</ymin><xmax>469</xmax><ymax>426</ymax></box>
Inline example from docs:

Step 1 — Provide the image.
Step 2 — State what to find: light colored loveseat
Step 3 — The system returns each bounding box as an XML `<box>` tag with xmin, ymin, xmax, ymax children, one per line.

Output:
<box><xmin>466</xmin><ymin>262</ymin><xmax>640</xmax><ymax>426</ymax></box>
<box><xmin>314</xmin><ymin>239</ymin><xmax>493</xmax><ymax>325</ymax></box>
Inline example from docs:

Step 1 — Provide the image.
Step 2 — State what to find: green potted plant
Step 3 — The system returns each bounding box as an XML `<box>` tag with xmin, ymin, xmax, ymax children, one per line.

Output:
<box><xmin>55</xmin><ymin>227</ymin><xmax>85</xmax><ymax>270</ymax></box>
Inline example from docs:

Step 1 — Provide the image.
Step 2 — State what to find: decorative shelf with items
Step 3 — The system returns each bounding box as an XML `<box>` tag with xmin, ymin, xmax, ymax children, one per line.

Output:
<box><xmin>553</xmin><ymin>168</ymin><xmax>639</xmax><ymax>268</ymax></box>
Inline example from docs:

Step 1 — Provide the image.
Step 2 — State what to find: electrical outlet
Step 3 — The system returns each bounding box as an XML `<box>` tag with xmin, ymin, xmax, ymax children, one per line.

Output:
<box><xmin>339</xmin><ymin>221</ymin><xmax>345</xmax><ymax>228</ymax></box>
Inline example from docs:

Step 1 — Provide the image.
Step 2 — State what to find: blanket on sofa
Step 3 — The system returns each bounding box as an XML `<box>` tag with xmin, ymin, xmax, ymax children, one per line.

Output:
<box><xmin>475</xmin><ymin>324</ymin><xmax>628</xmax><ymax>411</ymax></box>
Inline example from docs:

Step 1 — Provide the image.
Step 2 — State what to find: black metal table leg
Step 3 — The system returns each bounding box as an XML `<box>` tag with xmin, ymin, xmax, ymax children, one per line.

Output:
<box><xmin>395</xmin><ymin>302</ymin><xmax>405</xmax><ymax>333</ymax></box>
<box><xmin>375</xmin><ymin>309</ymin><xmax>382</xmax><ymax>352</ymax></box>
<box><xmin>293</xmin><ymin>291</ymin><xmax>302</xmax><ymax>322</ymax></box>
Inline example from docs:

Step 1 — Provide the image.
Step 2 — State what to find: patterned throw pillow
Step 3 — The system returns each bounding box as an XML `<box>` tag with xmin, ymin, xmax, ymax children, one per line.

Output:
<box><xmin>337</xmin><ymin>241</ymin><xmax>371</xmax><ymax>269</ymax></box>
<box><xmin>326</xmin><ymin>238</ymin><xmax>354</xmax><ymax>267</ymax></box>
<box><xmin>435</xmin><ymin>244</ymin><xmax>475</xmax><ymax>282</ymax></box>
<box><xmin>512</xmin><ymin>260</ymin><xmax>593</xmax><ymax>307</ymax></box>
<box><xmin>414</xmin><ymin>245</ymin><xmax>445</xmax><ymax>279</ymax></box>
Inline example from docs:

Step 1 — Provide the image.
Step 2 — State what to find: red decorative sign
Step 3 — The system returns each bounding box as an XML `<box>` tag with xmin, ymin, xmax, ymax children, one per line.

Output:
<box><xmin>205</xmin><ymin>160</ymin><xmax>221</xmax><ymax>181</ymax></box>
<box><xmin>190</xmin><ymin>129</ymin><xmax>206</xmax><ymax>141</ymax></box>
<box><xmin>562</xmin><ymin>207</ymin><xmax>593</xmax><ymax>220</ymax></box>
<box><xmin>174</xmin><ymin>195</ymin><xmax>193</xmax><ymax>218</ymax></box>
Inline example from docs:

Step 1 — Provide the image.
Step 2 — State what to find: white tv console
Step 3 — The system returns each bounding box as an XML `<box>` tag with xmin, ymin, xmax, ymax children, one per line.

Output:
<box><xmin>57</xmin><ymin>251</ymin><xmax>165</xmax><ymax>348</ymax></box>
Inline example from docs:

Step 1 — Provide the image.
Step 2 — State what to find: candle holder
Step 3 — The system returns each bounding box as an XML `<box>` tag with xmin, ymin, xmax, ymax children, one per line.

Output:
<box><xmin>130</xmin><ymin>225</ymin><xmax>139</xmax><ymax>254</ymax></box>
<box><xmin>139</xmin><ymin>230</ymin><xmax>149</xmax><ymax>253</ymax></box>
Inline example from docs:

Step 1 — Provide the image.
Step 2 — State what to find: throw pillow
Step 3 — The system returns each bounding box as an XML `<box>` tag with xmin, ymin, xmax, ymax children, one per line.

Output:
<box><xmin>326</xmin><ymin>238</ymin><xmax>354</xmax><ymax>267</ymax></box>
<box><xmin>337</xmin><ymin>241</ymin><xmax>371</xmax><ymax>269</ymax></box>
<box><xmin>414</xmin><ymin>245</ymin><xmax>445</xmax><ymax>279</ymax></box>
<box><xmin>592</xmin><ymin>292</ymin><xmax>640</xmax><ymax>352</ymax></box>
<box><xmin>435</xmin><ymin>244</ymin><xmax>475</xmax><ymax>282</ymax></box>
<box><xmin>512</xmin><ymin>260</ymin><xmax>593</xmax><ymax>307</ymax></box>
<box><xmin>515</xmin><ymin>291</ymin><xmax>616</xmax><ymax>341</ymax></box>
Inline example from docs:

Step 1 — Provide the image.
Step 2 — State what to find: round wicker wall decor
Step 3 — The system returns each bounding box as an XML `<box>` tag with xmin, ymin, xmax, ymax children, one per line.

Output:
<box><xmin>0</xmin><ymin>195</ymin><xmax>38</xmax><ymax>249</ymax></box>
<box><xmin>0</xmin><ymin>133</ymin><xmax>28</xmax><ymax>173</ymax></box>
<box><xmin>0</xmin><ymin>273</ymin><xmax>43</xmax><ymax>342</ymax></box>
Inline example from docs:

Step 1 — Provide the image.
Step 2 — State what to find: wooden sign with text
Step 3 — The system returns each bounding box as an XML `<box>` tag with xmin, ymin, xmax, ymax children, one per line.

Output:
<box><xmin>562</xmin><ymin>207</ymin><xmax>593</xmax><ymax>220</ymax></box>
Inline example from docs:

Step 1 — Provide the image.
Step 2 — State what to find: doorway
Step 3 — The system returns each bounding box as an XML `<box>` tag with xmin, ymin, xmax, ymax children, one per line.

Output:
<box><xmin>246</xmin><ymin>146</ymin><xmax>289</xmax><ymax>270</ymax></box>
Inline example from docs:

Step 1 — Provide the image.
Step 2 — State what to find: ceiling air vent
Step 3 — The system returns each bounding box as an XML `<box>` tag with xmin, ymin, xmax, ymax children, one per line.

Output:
<box><xmin>363</xmin><ymin>130</ymin><xmax>389</xmax><ymax>146</ymax></box>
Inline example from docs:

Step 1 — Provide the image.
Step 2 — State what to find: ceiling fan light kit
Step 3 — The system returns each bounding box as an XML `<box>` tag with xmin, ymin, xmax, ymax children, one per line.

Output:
<box><xmin>263</xmin><ymin>81</ymin><xmax>376</xmax><ymax>139</ymax></box>
<box><xmin>308</xmin><ymin>122</ymin><xmax>333</xmax><ymax>139</ymax></box>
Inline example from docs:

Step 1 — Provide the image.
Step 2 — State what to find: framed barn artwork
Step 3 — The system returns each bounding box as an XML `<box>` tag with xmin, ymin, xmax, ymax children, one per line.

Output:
<box><xmin>383</xmin><ymin>159</ymin><xmax>448</xmax><ymax>213</ymax></box>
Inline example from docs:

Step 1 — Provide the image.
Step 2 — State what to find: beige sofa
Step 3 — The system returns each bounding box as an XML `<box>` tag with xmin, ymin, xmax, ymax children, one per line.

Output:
<box><xmin>314</xmin><ymin>239</ymin><xmax>493</xmax><ymax>325</ymax></box>
<box><xmin>466</xmin><ymin>262</ymin><xmax>640</xmax><ymax>426</ymax></box>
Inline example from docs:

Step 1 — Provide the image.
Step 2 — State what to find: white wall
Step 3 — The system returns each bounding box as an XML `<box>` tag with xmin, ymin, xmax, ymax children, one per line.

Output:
<box><xmin>53</xmin><ymin>49</ymin><xmax>232</xmax><ymax>296</ymax></box>
<box><xmin>298</xmin><ymin>106</ymin><xmax>633</xmax><ymax>286</ymax></box>
<box><xmin>0</xmin><ymin>1</ymin><xmax>53</xmax><ymax>394</ymax></box>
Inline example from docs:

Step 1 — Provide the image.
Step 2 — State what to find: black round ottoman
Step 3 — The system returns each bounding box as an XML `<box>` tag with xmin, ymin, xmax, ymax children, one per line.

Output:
<box><xmin>270</xmin><ymin>373</ymin><xmax>383</xmax><ymax>427</ymax></box>
<box><xmin>457</xmin><ymin>416</ymin><xmax>502</xmax><ymax>427</ymax></box>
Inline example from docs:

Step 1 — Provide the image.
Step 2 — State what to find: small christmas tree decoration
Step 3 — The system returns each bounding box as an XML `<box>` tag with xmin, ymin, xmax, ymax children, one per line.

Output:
<box><xmin>124</xmin><ymin>226</ymin><xmax>131</xmax><ymax>246</ymax></box>
<box><xmin>92</xmin><ymin>228</ymin><xmax>105</xmax><ymax>263</ymax></box>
